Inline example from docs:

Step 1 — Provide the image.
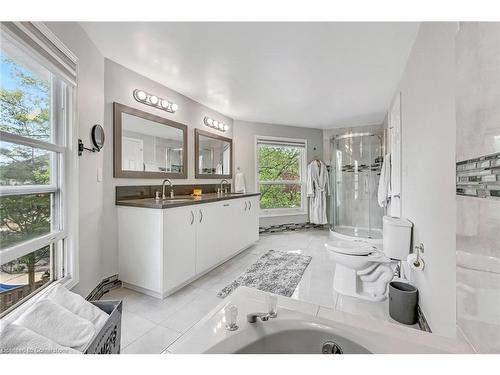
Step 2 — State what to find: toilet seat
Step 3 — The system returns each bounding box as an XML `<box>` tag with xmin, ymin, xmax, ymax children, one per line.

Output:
<box><xmin>325</xmin><ymin>240</ymin><xmax>375</xmax><ymax>256</ymax></box>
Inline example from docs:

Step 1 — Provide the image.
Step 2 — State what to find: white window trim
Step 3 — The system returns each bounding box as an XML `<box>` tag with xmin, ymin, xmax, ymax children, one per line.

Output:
<box><xmin>0</xmin><ymin>23</ymin><xmax>79</xmax><ymax>318</ymax></box>
<box><xmin>255</xmin><ymin>135</ymin><xmax>308</xmax><ymax>217</ymax></box>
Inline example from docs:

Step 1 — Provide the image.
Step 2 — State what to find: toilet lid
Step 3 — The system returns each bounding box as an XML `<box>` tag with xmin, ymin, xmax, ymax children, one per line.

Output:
<box><xmin>325</xmin><ymin>240</ymin><xmax>374</xmax><ymax>256</ymax></box>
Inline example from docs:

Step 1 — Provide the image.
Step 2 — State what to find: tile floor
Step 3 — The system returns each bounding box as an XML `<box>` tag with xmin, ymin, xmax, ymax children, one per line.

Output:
<box><xmin>103</xmin><ymin>229</ymin><xmax>417</xmax><ymax>354</ymax></box>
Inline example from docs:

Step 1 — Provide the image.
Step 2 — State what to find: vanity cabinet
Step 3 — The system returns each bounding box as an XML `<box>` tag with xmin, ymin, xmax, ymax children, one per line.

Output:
<box><xmin>163</xmin><ymin>206</ymin><xmax>197</xmax><ymax>292</ymax></box>
<box><xmin>118</xmin><ymin>195</ymin><xmax>259</xmax><ymax>298</ymax></box>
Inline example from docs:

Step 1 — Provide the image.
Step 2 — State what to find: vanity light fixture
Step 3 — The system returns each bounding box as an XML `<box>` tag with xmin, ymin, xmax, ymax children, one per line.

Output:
<box><xmin>204</xmin><ymin>116</ymin><xmax>228</xmax><ymax>132</ymax></box>
<box><xmin>133</xmin><ymin>89</ymin><xmax>178</xmax><ymax>113</ymax></box>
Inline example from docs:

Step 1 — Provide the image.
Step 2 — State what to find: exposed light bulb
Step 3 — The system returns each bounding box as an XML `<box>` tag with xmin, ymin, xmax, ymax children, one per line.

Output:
<box><xmin>149</xmin><ymin>95</ymin><xmax>158</xmax><ymax>105</ymax></box>
<box><xmin>219</xmin><ymin>122</ymin><xmax>224</xmax><ymax>130</ymax></box>
<box><xmin>171</xmin><ymin>103</ymin><xmax>178</xmax><ymax>112</ymax></box>
<box><xmin>160</xmin><ymin>99</ymin><xmax>168</xmax><ymax>108</ymax></box>
<box><xmin>224</xmin><ymin>124</ymin><xmax>229</xmax><ymax>131</ymax></box>
<box><xmin>213</xmin><ymin>120</ymin><xmax>219</xmax><ymax>128</ymax></box>
<box><xmin>206</xmin><ymin>118</ymin><xmax>213</xmax><ymax>126</ymax></box>
<box><xmin>136</xmin><ymin>90</ymin><xmax>147</xmax><ymax>100</ymax></box>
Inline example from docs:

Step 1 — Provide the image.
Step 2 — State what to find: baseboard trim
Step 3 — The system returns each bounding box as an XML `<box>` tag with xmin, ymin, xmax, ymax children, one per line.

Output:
<box><xmin>86</xmin><ymin>275</ymin><xmax>122</xmax><ymax>301</ymax></box>
<box><xmin>417</xmin><ymin>305</ymin><xmax>432</xmax><ymax>333</ymax></box>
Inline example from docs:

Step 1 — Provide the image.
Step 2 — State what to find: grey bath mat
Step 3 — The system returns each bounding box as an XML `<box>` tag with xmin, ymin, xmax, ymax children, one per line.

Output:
<box><xmin>217</xmin><ymin>250</ymin><xmax>312</xmax><ymax>298</ymax></box>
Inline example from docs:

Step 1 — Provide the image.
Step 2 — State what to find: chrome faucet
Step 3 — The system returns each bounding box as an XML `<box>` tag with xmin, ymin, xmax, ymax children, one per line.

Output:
<box><xmin>162</xmin><ymin>179</ymin><xmax>174</xmax><ymax>199</ymax></box>
<box><xmin>220</xmin><ymin>179</ymin><xmax>229</xmax><ymax>195</ymax></box>
<box><xmin>246</xmin><ymin>312</ymin><xmax>270</xmax><ymax>323</ymax></box>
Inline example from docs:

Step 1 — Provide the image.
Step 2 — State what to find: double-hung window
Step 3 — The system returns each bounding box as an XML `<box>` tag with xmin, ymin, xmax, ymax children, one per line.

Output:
<box><xmin>0</xmin><ymin>23</ymin><xmax>77</xmax><ymax>316</ymax></box>
<box><xmin>256</xmin><ymin>137</ymin><xmax>307</xmax><ymax>215</ymax></box>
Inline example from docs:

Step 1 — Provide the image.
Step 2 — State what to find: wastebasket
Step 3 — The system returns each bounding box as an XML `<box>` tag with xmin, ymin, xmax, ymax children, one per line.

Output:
<box><xmin>389</xmin><ymin>281</ymin><xmax>418</xmax><ymax>325</ymax></box>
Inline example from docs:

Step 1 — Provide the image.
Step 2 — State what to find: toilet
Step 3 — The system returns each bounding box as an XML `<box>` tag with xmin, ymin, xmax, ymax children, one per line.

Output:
<box><xmin>325</xmin><ymin>216</ymin><xmax>412</xmax><ymax>301</ymax></box>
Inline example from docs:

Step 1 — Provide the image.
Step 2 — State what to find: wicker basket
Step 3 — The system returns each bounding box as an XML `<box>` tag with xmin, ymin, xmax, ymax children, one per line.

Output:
<box><xmin>83</xmin><ymin>300</ymin><xmax>122</xmax><ymax>354</ymax></box>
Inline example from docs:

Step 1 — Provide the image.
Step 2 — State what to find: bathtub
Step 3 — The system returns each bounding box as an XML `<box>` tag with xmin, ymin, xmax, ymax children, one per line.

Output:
<box><xmin>206</xmin><ymin>319</ymin><xmax>371</xmax><ymax>354</ymax></box>
<box><xmin>166</xmin><ymin>286</ymin><xmax>472</xmax><ymax>354</ymax></box>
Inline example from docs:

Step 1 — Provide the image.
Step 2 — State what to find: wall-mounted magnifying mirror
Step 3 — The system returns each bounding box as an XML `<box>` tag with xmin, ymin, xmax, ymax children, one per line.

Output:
<box><xmin>113</xmin><ymin>102</ymin><xmax>188</xmax><ymax>178</ymax></box>
<box><xmin>195</xmin><ymin>129</ymin><xmax>232</xmax><ymax>179</ymax></box>
<box><xmin>91</xmin><ymin>124</ymin><xmax>105</xmax><ymax>150</ymax></box>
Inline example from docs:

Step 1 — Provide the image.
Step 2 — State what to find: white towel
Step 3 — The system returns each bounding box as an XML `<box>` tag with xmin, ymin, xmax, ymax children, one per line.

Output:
<box><xmin>234</xmin><ymin>172</ymin><xmax>246</xmax><ymax>193</ymax></box>
<box><xmin>15</xmin><ymin>299</ymin><xmax>95</xmax><ymax>352</ymax></box>
<box><xmin>44</xmin><ymin>284</ymin><xmax>108</xmax><ymax>333</ymax></box>
<box><xmin>377</xmin><ymin>153</ymin><xmax>391</xmax><ymax>208</ymax></box>
<box><xmin>216</xmin><ymin>163</ymin><xmax>223</xmax><ymax>174</ymax></box>
<box><xmin>0</xmin><ymin>321</ymin><xmax>80</xmax><ymax>354</ymax></box>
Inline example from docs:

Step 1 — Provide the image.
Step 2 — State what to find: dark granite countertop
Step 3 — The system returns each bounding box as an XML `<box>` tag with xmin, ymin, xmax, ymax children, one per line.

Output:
<box><xmin>116</xmin><ymin>192</ymin><xmax>260</xmax><ymax>209</ymax></box>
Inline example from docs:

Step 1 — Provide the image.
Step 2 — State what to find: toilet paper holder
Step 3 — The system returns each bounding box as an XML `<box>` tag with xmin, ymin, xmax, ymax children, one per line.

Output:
<box><xmin>413</xmin><ymin>243</ymin><xmax>424</xmax><ymax>267</ymax></box>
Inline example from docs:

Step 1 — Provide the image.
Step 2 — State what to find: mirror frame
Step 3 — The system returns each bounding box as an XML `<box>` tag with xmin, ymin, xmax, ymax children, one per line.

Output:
<box><xmin>113</xmin><ymin>102</ymin><xmax>188</xmax><ymax>179</ymax></box>
<box><xmin>194</xmin><ymin>128</ymin><xmax>233</xmax><ymax>179</ymax></box>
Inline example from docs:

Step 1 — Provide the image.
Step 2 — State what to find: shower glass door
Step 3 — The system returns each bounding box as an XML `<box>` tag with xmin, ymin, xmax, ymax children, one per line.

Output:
<box><xmin>330</xmin><ymin>133</ymin><xmax>383</xmax><ymax>240</ymax></box>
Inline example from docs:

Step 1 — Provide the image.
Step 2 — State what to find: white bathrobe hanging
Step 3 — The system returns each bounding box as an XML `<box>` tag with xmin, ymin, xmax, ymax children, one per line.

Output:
<box><xmin>306</xmin><ymin>160</ymin><xmax>330</xmax><ymax>224</ymax></box>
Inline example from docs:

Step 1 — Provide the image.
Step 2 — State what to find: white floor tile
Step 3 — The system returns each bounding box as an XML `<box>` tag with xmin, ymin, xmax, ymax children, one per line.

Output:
<box><xmin>122</xmin><ymin>325</ymin><xmax>181</xmax><ymax>354</ymax></box>
<box><xmin>160</xmin><ymin>292</ymin><xmax>221</xmax><ymax>333</ymax></box>
<box><xmin>120</xmin><ymin>311</ymin><xmax>156</xmax><ymax>347</ymax></box>
<box><xmin>125</xmin><ymin>285</ymin><xmax>203</xmax><ymax>324</ymax></box>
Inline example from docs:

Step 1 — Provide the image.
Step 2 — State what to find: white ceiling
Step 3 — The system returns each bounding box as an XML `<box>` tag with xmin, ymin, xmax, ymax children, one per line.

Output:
<box><xmin>81</xmin><ymin>22</ymin><xmax>419</xmax><ymax>129</ymax></box>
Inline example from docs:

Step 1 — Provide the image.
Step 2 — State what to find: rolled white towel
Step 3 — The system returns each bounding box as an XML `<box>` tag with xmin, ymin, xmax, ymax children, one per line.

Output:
<box><xmin>15</xmin><ymin>299</ymin><xmax>95</xmax><ymax>352</ymax></box>
<box><xmin>0</xmin><ymin>321</ymin><xmax>80</xmax><ymax>354</ymax></box>
<box><xmin>44</xmin><ymin>284</ymin><xmax>108</xmax><ymax>333</ymax></box>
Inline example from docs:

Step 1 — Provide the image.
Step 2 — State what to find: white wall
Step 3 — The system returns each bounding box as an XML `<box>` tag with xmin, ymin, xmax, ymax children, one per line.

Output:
<box><xmin>233</xmin><ymin>120</ymin><xmax>323</xmax><ymax>227</ymax></box>
<box><xmin>396</xmin><ymin>23</ymin><xmax>457</xmax><ymax>337</ymax></box>
<box><xmin>45</xmin><ymin>23</ymin><xmax>105</xmax><ymax>297</ymax></box>
<box><xmin>102</xmin><ymin>59</ymin><xmax>234</xmax><ymax>277</ymax></box>
<box><xmin>455</xmin><ymin>22</ymin><xmax>500</xmax><ymax>353</ymax></box>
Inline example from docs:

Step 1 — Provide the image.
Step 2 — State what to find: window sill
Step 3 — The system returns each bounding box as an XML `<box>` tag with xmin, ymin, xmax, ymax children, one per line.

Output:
<box><xmin>0</xmin><ymin>276</ymin><xmax>75</xmax><ymax>323</ymax></box>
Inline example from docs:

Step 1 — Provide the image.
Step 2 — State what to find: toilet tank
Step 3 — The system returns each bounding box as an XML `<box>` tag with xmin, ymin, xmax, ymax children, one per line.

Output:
<box><xmin>383</xmin><ymin>216</ymin><xmax>413</xmax><ymax>260</ymax></box>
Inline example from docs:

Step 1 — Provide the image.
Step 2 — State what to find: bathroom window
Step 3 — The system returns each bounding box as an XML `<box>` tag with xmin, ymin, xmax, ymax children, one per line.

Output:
<box><xmin>256</xmin><ymin>137</ymin><xmax>307</xmax><ymax>215</ymax></box>
<box><xmin>0</xmin><ymin>24</ymin><xmax>77</xmax><ymax>316</ymax></box>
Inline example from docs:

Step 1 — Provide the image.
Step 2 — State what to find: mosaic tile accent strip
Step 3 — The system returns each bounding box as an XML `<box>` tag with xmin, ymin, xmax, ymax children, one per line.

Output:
<box><xmin>86</xmin><ymin>274</ymin><xmax>122</xmax><ymax>301</ymax></box>
<box><xmin>417</xmin><ymin>305</ymin><xmax>432</xmax><ymax>333</ymax></box>
<box><xmin>259</xmin><ymin>222</ymin><xmax>328</xmax><ymax>234</ymax></box>
<box><xmin>456</xmin><ymin>152</ymin><xmax>500</xmax><ymax>198</ymax></box>
<box><xmin>340</xmin><ymin>156</ymin><xmax>383</xmax><ymax>173</ymax></box>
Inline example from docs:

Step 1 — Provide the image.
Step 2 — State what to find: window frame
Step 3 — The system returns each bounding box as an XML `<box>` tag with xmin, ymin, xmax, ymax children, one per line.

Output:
<box><xmin>254</xmin><ymin>135</ymin><xmax>308</xmax><ymax>217</ymax></box>
<box><xmin>0</xmin><ymin>22</ymin><xmax>78</xmax><ymax>318</ymax></box>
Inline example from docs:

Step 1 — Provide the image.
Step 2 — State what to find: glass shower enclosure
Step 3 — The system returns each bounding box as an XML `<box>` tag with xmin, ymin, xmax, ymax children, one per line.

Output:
<box><xmin>330</xmin><ymin>132</ymin><xmax>384</xmax><ymax>241</ymax></box>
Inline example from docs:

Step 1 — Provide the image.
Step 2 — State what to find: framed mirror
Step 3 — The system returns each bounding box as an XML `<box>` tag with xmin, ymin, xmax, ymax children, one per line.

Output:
<box><xmin>113</xmin><ymin>102</ymin><xmax>188</xmax><ymax>178</ymax></box>
<box><xmin>195</xmin><ymin>129</ymin><xmax>232</xmax><ymax>179</ymax></box>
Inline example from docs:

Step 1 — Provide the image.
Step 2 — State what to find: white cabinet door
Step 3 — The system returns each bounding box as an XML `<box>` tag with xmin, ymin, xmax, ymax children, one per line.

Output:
<box><xmin>240</xmin><ymin>196</ymin><xmax>259</xmax><ymax>246</ymax></box>
<box><xmin>220</xmin><ymin>199</ymin><xmax>243</xmax><ymax>258</ymax></box>
<box><xmin>118</xmin><ymin>207</ymin><xmax>163</xmax><ymax>294</ymax></box>
<box><xmin>195</xmin><ymin>202</ymin><xmax>227</xmax><ymax>273</ymax></box>
<box><xmin>163</xmin><ymin>206</ymin><xmax>197</xmax><ymax>293</ymax></box>
<box><xmin>246</xmin><ymin>196</ymin><xmax>260</xmax><ymax>245</ymax></box>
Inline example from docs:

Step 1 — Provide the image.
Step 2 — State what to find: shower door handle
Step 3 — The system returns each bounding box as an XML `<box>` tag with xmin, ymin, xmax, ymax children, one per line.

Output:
<box><xmin>364</xmin><ymin>175</ymin><xmax>369</xmax><ymax>194</ymax></box>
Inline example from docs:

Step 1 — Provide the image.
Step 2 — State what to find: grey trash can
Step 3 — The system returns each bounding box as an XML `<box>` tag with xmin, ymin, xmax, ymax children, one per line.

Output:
<box><xmin>389</xmin><ymin>281</ymin><xmax>418</xmax><ymax>325</ymax></box>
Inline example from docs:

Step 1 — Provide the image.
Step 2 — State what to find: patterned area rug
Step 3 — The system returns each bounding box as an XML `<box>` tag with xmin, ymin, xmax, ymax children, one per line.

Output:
<box><xmin>217</xmin><ymin>250</ymin><xmax>312</xmax><ymax>298</ymax></box>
